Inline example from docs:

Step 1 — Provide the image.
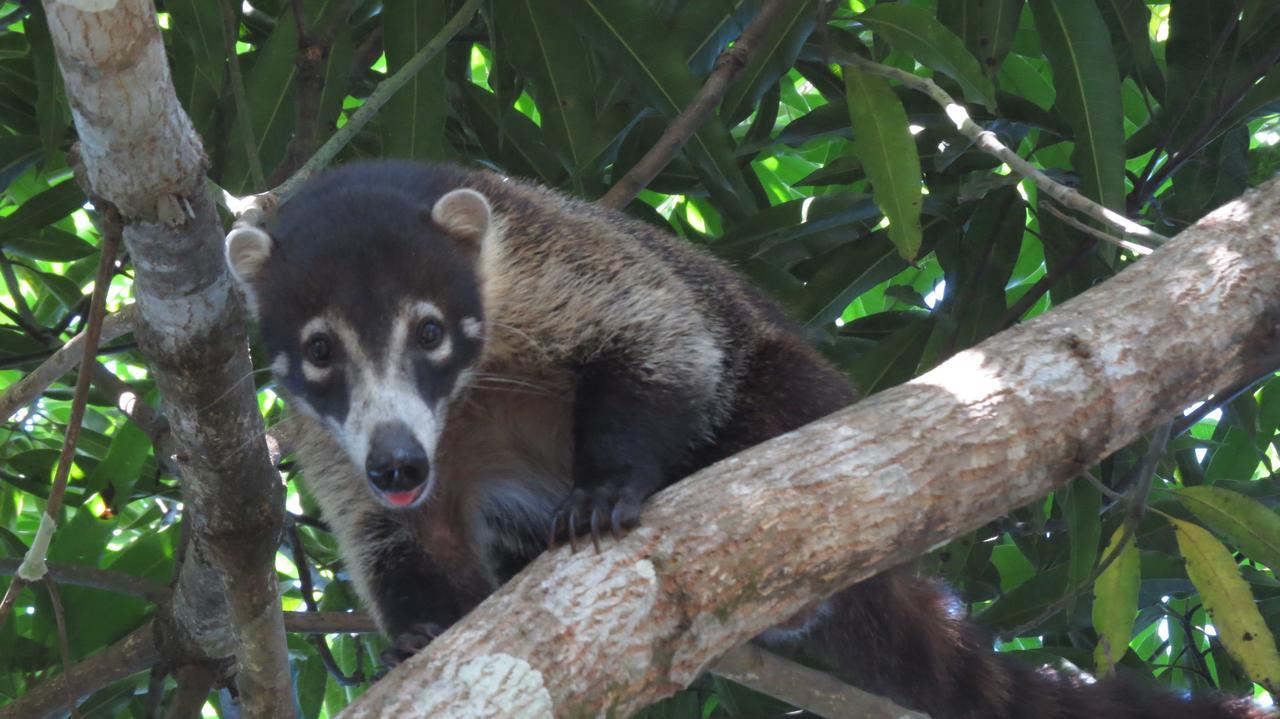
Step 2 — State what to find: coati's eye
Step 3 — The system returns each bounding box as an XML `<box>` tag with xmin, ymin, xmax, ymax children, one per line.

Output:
<box><xmin>417</xmin><ymin>318</ymin><xmax>445</xmax><ymax>350</ymax></box>
<box><xmin>305</xmin><ymin>334</ymin><xmax>333</xmax><ymax>366</ymax></box>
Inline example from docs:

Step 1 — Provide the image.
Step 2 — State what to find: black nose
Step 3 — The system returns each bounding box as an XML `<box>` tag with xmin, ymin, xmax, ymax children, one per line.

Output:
<box><xmin>365</xmin><ymin>422</ymin><xmax>430</xmax><ymax>494</ymax></box>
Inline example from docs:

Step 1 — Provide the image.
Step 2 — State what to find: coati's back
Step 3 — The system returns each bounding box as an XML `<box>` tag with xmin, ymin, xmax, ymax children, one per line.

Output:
<box><xmin>227</xmin><ymin>161</ymin><xmax>1270</xmax><ymax>719</ymax></box>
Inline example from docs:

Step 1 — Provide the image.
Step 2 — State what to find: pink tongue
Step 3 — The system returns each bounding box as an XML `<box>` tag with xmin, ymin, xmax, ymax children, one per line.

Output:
<box><xmin>385</xmin><ymin>488</ymin><xmax>420</xmax><ymax>506</ymax></box>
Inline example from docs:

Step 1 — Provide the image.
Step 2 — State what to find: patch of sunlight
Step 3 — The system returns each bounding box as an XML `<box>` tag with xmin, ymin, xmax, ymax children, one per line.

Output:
<box><xmin>908</xmin><ymin>124</ymin><xmax>924</xmax><ymax>135</ymax></box>
<box><xmin>286</xmin><ymin>489</ymin><xmax>305</xmax><ymax>516</ymax></box>
<box><xmin>1256</xmin><ymin>126</ymin><xmax>1279</xmax><ymax>146</ymax></box>
<box><xmin>1152</xmin><ymin>4</ymin><xmax>1170</xmax><ymax>42</ymax></box>
<box><xmin>923</xmin><ymin>279</ymin><xmax>947</xmax><ymax>309</ymax></box>
<box><xmin>759</xmin><ymin>155</ymin><xmax>780</xmax><ymax>170</ymax></box>
<box><xmin>470</xmin><ymin>44</ymin><xmax>491</xmax><ymax>88</ymax></box>
<box><xmin>275</xmin><ymin>552</ymin><xmax>298</xmax><ymax>578</ymax></box>
<box><xmin>236</xmin><ymin>41</ymin><xmax>252</xmax><ymax>54</ymax></box>
<box><xmin>372</xmin><ymin>52</ymin><xmax>387</xmax><ymax>74</ymax></box>
<box><xmin>157</xmin><ymin>12</ymin><xmax>170</xmax><ymax>29</ymax></box>
<box><xmin>683</xmin><ymin>201</ymin><xmax>707</xmax><ymax>234</ymax></box>
<box><xmin>800</xmin><ymin>195</ymin><xmax>815</xmax><ymax>224</ymax></box>
<box><xmin>873</xmin><ymin>216</ymin><xmax>890</xmax><ymax>231</ymax></box>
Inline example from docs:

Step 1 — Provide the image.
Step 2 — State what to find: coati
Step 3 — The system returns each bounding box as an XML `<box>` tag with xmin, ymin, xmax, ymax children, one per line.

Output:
<box><xmin>226</xmin><ymin>161</ymin><xmax>1269</xmax><ymax>719</ymax></box>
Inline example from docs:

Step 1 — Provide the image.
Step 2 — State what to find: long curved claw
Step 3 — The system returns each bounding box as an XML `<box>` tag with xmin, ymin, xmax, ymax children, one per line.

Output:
<box><xmin>567</xmin><ymin>507</ymin><xmax>580</xmax><ymax>553</ymax></box>
<box><xmin>589</xmin><ymin>509</ymin><xmax>602</xmax><ymax>553</ymax></box>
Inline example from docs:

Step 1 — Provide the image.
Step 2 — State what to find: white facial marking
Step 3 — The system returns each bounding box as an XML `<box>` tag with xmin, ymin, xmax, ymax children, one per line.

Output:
<box><xmin>462</xmin><ymin>316</ymin><xmax>484</xmax><ymax>340</ymax></box>
<box><xmin>271</xmin><ymin>353</ymin><xmax>288</xmax><ymax>378</ymax></box>
<box><xmin>410</xmin><ymin>300</ymin><xmax>454</xmax><ymax>364</ymax></box>
<box><xmin>326</xmin><ymin>313</ymin><xmax>443</xmax><ymax>503</ymax></box>
<box><xmin>300</xmin><ymin>316</ymin><xmax>333</xmax><ymax>383</ymax></box>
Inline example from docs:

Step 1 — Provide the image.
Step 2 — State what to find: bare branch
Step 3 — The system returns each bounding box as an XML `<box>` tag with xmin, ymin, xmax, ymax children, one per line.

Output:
<box><xmin>830</xmin><ymin>50</ymin><xmax>1171</xmax><ymax>248</ymax></box>
<box><xmin>268</xmin><ymin>0</ymin><xmax>482</xmax><ymax>202</ymax></box>
<box><xmin>340</xmin><ymin>177</ymin><xmax>1280</xmax><ymax>716</ymax></box>
<box><xmin>0</xmin><ymin>557</ymin><xmax>172</xmax><ymax>603</ymax></box>
<box><xmin>0</xmin><ymin>622</ymin><xmax>159</xmax><ymax>719</ymax></box>
<box><xmin>711</xmin><ymin>644</ymin><xmax>928</xmax><ymax>719</ymax></box>
<box><xmin>0</xmin><ymin>212</ymin><xmax>120</xmax><ymax>629</ymax></box>
<box><xmin>0</xmin><ymin>304</ymin><xmax>137</xmax><ymax>423</ymax></box>
<box><xmin>600</xmin><ymin>0</ymin><xmax>801</xmax><ymax>210</ymax></box>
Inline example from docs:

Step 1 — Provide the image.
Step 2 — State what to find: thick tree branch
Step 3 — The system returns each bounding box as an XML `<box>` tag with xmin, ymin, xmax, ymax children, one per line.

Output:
<box><xmin>42</xmin><ymin>1</ymin><xmax>292</xmax><ymax>715</ymax></box>
<box><xmin>341</xmin><ymin>178</ymin><xmax>1280</xmax><ymax>716</ymax></box>
<box><xmin>599</xmin><ymin>0</ymin><xmax>800</xmax><ymax>210</ymax></box>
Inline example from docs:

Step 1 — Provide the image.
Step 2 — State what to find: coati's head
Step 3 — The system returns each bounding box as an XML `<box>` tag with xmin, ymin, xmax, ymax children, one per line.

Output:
<box><xmin>225</xmin><ymin>163</ymin><xmax>492</xmax><ymax>510</ymax></box>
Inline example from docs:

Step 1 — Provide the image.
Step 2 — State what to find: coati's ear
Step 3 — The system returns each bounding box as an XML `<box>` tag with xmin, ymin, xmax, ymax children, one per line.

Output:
<box><xmin>225</xmin><ymin>226</ymin><xmax>273</xmax><ymax>314</ymax></box>
<box><xmin>431</xmin><ymin>188</ymin><xmax>491</xmax><ymax>248</ymax></box>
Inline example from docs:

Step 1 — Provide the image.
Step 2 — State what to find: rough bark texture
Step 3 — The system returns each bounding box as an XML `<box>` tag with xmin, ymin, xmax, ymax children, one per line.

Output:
<box><xmin>42</xmin><ymin>1</ymin><xmax>292</xmax><ymax>716</ymax></box>
<box><xmin>341</xmin><ymin>178</ymin><xmax>1280</xmax><ymax>717</ymax></box>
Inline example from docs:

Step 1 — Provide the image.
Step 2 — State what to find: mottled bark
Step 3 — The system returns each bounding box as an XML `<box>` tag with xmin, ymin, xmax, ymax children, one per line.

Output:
<box><xmin>342</xmin><ymin>179</ymin><xmax>1280</xmax><ymax>717</ymax></box>
<box><xmin>42</xmin><ymin>1</ymin><xmax>292</xmax><ymax>716</ymax></box>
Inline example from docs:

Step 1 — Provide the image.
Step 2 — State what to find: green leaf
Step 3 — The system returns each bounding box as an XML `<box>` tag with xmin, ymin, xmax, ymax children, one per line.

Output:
<box><xmin>575</xmin><ymin>0</ymin><xmax>754</xmax><ymax>217</ymax></box>
<box><xmin>934</xmin><ymin>186</ymin><xmax>1023</xmax><ymax>348</ymax></box>
<box><xmin>1173</xmin><ymin>518</ymin><xmax>1280</xmax><ymax>691</ymax></box>
<box><xmin>1063</xmin><ymin>478</ymin><xmax>1101</xmax><ymax>596</ymax></box>
<box><xmin>859</xmin><ymin>4</ymin><xmax>997</xmax><ymax>111</ymax></box>
<box><xmin>1027</xmin><ymin>0</ymin><xmax>1125</xmax><ymax>212</ymax></box>
<box><xmin>719</xmin><ymin>0</ymin><xmax>817</xmax><ymax>125</ymax></box>
<box><xmin>937</xmin><ymin>0</ymin><xmax>1025</xmax><ymax>79</ymax></box>
<box><xmin>1095</xmin><ymin>0</ymin><xmax>1163</xmax><ymax>102</ymax></box>
<box><xmin>494</xmin><ymin>0</ymin><xmax>597</xmax><ymax>175</ymax></box>
<box><xmin>799</xmin><ymin>232</ymin><xmax>908</xmax><ymax>327</ymax></box>
<box><xmin>5</xmin><ymin>227</ymin><xmax>94</xmax><ymax>262</ymax></box>
<box><xmin>166</xmin><ymin>0</ymin><xmax>227</xmax><ymax>139</ymax></box>
<box><xmin>0</xmin><ymin>179</ymin><xmax>84</xmax><ymax>241</ymax></box>
<box><xmin>1176</xmin><ymin>486</ymin><xmax>1280</xmax><ymax>574</ymax></box>
<box><xmin>844</xmin><ymin>65</ymin><xmax>922</xmax><ymax>261</ymax></box>
<box><xmin>24</xmin><ymin>4</ymin><xmax>67</xmax><ymax>157</ymax></box>
<box><xmin>0</xmin><ymin>135</ymin><xmax>42</xmax><ymax>193</ymax></box>
<box><xmin>80</xmin><ymin>421</ymin><xmax>152</xmax><ymax>512</ymax></box>
<box><xmin>847</xmin><ymin>315</ymin><xmax>936</xmax><ymax>395</ymax></box>
<box><xmin>460</xmin><ymin>83</ymin><xmax>564</xmax><ymax>185</ymax></box>
<box><xmin>381</xmin><ymin>0</ymin><xmax>448</xmax><ymax>161</ymax></box>
<box><xmin>1093</xmin><ymin>524</ymin><xmax>1139</xmax><ymax>674</ymax></box>
<box><xmin>670</xmin><ymin>0</ymin><xmax>754</xmax><ymax>76</ymax></box>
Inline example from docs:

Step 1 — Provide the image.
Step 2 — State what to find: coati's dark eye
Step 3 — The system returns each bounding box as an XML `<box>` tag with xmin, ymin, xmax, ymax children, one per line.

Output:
<box><xmin>305</xmin><ymin>335</ymin><xmax>333</xmax><ymax>366</ymax></box>
<box><xmin>417</xmin><ymin>318</ymin><xmax>445</xmax><ymax>350</ymax></box>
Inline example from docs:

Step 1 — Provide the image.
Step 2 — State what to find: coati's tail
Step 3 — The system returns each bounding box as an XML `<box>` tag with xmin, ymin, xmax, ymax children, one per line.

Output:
<box><xmin>811</xmin><ymin>571</ymin><xmax>1272</xmax><ymax>719</ymax></box>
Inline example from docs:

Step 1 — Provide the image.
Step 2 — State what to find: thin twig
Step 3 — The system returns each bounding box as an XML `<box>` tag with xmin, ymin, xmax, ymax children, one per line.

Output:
<box><xmin>0</xmin><ymin>209</ymin><xmax>122</xmax><ymax>631</ymax></box>
<box><xmin>830</xmin><ymin>50</ymin><xmax>1171</xmax><ymax>248</ymax></box>
<box><xmin>267</xmin><ymin>0</ymin><xmax>482</xmax><ymax>203</ymax></box>
<box><xmin>0</xmin><ymin>304</ymin><xmax>137</xmax><ymax>423</ymax></box>
<box><xmin>43</xmin><ymin>577</ymin><xmax>82</xmax><ymax>719</ymax></box>
<box><xmin>600</xmin><ymin>0</ymin><xmax>799</xmax><ymax>210</ymax></box>
<box><xmin>1007</xmin><ymin>423</ymin><xmax>1171</xmax><ymax>637</ymax></box>
<box><xmin>1041</xmin><ymin>201</ymin><xmax>1152</xmax><ymax>256</ymax></box>
<box><xmin>0</xmin><ymin>557</ymin><xmax>172</xmax><ymax>603</ymax></box>
<box><xmin>711</xmin><ymin>643</ymin><xmax>929</xmax><ymax>719</ymax></box>
<box><xmin>221</xmin><ymin>0</ymin><xmax>266</xmax><ymax>190</ymax></box>
<box><xmin>287</xmin><ymin>519</ymin><xmax>365</xmax><ymax>686</ymax></box>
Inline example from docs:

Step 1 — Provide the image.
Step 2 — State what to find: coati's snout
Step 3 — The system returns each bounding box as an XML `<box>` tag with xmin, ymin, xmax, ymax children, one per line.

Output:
<box><xmin>365</xmin><ymin>421</ymin><xmax>431</xmax><ymax>507</ymax></box>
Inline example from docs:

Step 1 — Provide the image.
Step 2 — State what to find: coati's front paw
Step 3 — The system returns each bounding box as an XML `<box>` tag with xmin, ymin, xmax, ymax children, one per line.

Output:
<box><xmin>379</xmin><ymin>622</ymin><xmax>445</xmax><ymax>669</ymax></box>
<box><xmin>547</xmin><ymin>485</ymin><xmax>644</xmax><ymax>552</ymax></box>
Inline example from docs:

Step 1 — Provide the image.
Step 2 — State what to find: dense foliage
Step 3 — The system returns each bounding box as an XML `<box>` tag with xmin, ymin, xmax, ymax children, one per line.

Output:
<box><xmin>0</xmin><ymin>0</ymin><xmax>1278</xmax><ymax>716</ymax></box>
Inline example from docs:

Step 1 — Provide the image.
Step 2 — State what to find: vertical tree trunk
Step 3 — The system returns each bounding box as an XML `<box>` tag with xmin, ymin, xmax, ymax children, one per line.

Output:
<box><xmin>42</xmin><ymin>1</ymin><xmax>294</xmax><ymax>715</ymax></box>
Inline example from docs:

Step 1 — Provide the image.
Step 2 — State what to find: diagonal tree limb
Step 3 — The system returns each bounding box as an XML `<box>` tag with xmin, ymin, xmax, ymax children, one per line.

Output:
<box><xmin>0</xmin><ymin>304</ymin><xmax>137</xmax><ymax>423</ymax></box>
<box><xmin>339</xmin><ymin>177</ymin><xmax>1280</xmax><ymax>716</ymax></box>
<box><xmin>599</xmin><ymin>0</ymin><xmax>801</xmax><ymax>210</ymax></box>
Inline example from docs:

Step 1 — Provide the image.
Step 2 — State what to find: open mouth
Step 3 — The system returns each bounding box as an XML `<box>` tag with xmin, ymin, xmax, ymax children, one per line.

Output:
<box><xmin>371</xmin><ymin>481</ymin><xmax>429</xmax><ymax>508</ymax></box>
